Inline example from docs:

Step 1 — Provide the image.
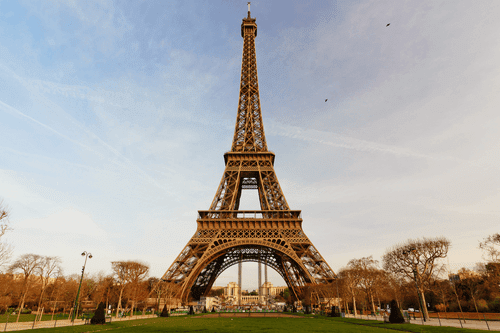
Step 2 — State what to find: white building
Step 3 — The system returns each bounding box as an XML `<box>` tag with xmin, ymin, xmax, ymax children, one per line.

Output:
<box><xmin>198</xmin><ymin>296</ymin><xmax>220</xmax><ymax>311</ymax></box>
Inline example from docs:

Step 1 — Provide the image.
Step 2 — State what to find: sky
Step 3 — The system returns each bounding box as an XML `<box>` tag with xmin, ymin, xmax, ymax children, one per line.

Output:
<box><xmin>1</xmin><ymin>0</ymin><xmax>499</xmax><ymax>291</ymax></box>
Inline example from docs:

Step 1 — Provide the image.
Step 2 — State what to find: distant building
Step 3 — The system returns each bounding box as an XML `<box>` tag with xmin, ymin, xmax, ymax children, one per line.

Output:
<box><xmin>198</xmin><ymin>296</ymin><xmax>220</xmax><ymax>311</ymax></box>
<box><xmin>223</xmin><ymin>282</ymin><xmax>287</xmax><ymax>305</ymax></box>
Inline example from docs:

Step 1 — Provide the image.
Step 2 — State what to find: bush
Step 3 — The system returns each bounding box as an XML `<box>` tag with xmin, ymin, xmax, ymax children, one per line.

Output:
<box><xmin>488</xmin><ymin>298</ymin><xmax>500</xmax><ymax>312</ymax></box>
<box><xmin>449</xmin><ymin>300</ymin><xmax>469</xmax><ymax>312</ymax></box>
<box><xmin>476</xmin><ymin>299</ymin><xmax>489</xmax><ymax>312</ymax></box>
<box><xmin>389</xmin><ymin>300</ymin><xmax>405</xmax><ymax>324</ymax></box>
<box><xmin>435</xmin><ymin>303</ymin><xmax>447</xmax><ymax>312</ymax></box>
<box><xmin>329</xmin><ymin>306</ymin><xmax>341</xmax><ymax>317</ymax></box>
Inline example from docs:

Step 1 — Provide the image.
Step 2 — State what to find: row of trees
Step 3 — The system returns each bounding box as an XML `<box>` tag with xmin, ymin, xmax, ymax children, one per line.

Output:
<box><xmin>0</xmin><ymin>200</ymin><xmax>173</xmax><ymax>321</ymax></box>
<box><xmin>0</xmin><ymin>256</ymin><xmax>158</xmax><ymax>322</ymax></box>
<box><xmin>305</xmin><ymin>235</ymin><xmax>500</xmax><ymax>320</ymax></box>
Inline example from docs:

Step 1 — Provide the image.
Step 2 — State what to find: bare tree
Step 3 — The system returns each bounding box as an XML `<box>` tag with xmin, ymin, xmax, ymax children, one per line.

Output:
<box><xmin>338</xmin><ymin>267</ymin><xmax>361</xmax><ymax>315</ymax></box>
<box><xmin>479</xmin><ymin>233</ymin><xmax>500</xmax><ymax>263</ymax></box>
<box><xmin>111</xmin><ymin>261</ymin><xmax>149</xmax><ymax>317</ymax></box>
<box><xmin>382</xmin><ymin>237</ymin><xmax>450</xmax><ymax>321</ymax></box>
<box><xmin>9</xmin><ymin>254</ymin><xmax>44</xmax><ymax>322</ymax></box>
<box><xmin>0</xmin><ymin>200</ymin><xmax>13</xmax><ymax>269</ymax></box>
<box><xmin>35</xmin><ymin>256</ymin><xmax>62</xmax><ymax>313</ymax></box>
<box><xmin>347</xmin><ymin>256</ymin><xmax>382</xmax><ymax>314</ymax></box>
<box><xmin>458</xmin><ymin>268</ymin><xmax>482</xmax><ymax>317</ymax></box>
<box><xmin>127</xmin><ymin>262</ymin><xmax>149</xmax><ymax>316</ymax></box>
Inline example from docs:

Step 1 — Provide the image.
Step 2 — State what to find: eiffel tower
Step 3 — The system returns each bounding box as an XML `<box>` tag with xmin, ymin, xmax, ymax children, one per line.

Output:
<box><xmin>160</xmin><ymin>4</ymin><xmax>336</xmax><ymax>304</ymax></box>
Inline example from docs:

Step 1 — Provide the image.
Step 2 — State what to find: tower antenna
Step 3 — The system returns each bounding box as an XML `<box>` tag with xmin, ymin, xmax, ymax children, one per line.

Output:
<box><xmin>247</xmin><ymin>2</ymin><xmax>251</xmax><ymax>18</ymax></box>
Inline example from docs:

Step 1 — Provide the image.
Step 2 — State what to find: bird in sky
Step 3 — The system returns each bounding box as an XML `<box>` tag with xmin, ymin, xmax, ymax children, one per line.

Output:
<box><xmin>325</xmin><ymin>99</ymin><xmax>328</xmax><ymax>102</ymax></box>
<box><xmin>386</xmin><ymin>23</ymin><xmax>390</xmax><ymax>27</ymax></box>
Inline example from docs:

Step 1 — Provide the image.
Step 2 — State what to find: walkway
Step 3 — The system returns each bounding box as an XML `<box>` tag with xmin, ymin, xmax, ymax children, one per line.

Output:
<box><xmin>1</xmin><ymin>314</ymin><xmax>157</xmax><ymax>332</ymax></box>
<box><xmin>344</xmin><ymin>313</ymin><xmax>500</xmax><ymax>331</ymax></box>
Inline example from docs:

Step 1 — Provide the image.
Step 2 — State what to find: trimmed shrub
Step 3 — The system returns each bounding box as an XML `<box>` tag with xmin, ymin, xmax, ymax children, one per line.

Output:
<box><xmin>160</xmin><ymin>306</ymin><xmax>170</xmax><ymax>317</ymax></box>
<box><xmin>90</xmin><ymin>302</ymin><xmax>106</xmax><ymax>325</ymax></box>
<box><xmin>389</xmin><ymin>300</ymin><xmax>405</xmax><ymax>324</ymax></box>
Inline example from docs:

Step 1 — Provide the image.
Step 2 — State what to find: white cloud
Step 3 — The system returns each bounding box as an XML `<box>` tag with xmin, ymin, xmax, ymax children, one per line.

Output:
<box><xmin>18</xmin><ymin>207</ymin><xmax>107</xmax><ymax>240</ymax></box>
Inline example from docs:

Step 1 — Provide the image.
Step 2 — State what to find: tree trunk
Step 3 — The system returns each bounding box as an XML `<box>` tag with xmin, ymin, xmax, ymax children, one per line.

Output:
<box><xmin>370</xmin><ymin>293</ymin><xmax>376</xmax><ymax>314</ymax></box>
<box><xmin>418</xmin><ymin>288</ymin><xmax>429</xmax><ymax>321</ymax></box>
<box><xmin>471</xmin><ymin>293</ymin><xmax>480</xmax><ymax>320</ymax></box>
<box><xmin>116</xmin><ymin>286</ymin><xmax>125</xmax><ymax>318</ymax></box>
<box><xmin>16</xmin><ymin>298</ymin><xmax>25</xmax><ymax>322</ymax></box>
<box><xmin>16</xmin><ymin>283</ymin><xmax>29</xmax><ymax>323</ymax></box>
<box><xmin>36</xmin><ymin>283</ymin><xmax>47</xmax><ymax>322</ymax></box>
<box><xmin>352</xmin><ymin>296</ymin><xmax>357</xmax><ymax>315</ymax></box>
<box><xmin>105</xmin><ymin>292</ymin><xmax>109</xmax><ymax>316</ymax></box>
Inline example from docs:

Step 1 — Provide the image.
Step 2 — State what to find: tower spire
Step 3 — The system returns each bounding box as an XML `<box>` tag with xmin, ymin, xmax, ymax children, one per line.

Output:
<box><xmin>247</xmin><ymin>2</ymin><xmax>251</xmax><ymax>18</ymax></box>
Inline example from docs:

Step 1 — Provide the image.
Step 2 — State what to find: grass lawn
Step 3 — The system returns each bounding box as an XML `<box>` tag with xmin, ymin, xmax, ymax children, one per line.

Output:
<box><xmin>16</xmin><ymin>315</ymin><xmax>491</xmax><ymax>333</ymax></box>
<box><xmin>0</xmin><ymin>313</ymin><xmax>70</xmax><ymax>323</ymax></box>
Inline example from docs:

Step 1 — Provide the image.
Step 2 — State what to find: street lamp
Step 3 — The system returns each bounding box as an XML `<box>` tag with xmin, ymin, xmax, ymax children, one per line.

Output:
<box><xmin>403</xmin><ymin>247</ymin><xmax>426</xmax><ymax>322</ymax></box>
<box><xmin>72</xmin><ymin>251</ymin><xmax>92</xmax><ymax>322</ymax></box>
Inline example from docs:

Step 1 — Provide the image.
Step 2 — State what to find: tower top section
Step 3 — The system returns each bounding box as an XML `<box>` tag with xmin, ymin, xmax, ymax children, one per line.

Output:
<box><xmin>232</xmin><ymin>4</ymin><xmax>266</xmax><ymax>152</ymax></box>
<box><xmin>241</xmin><ymin>3</ymin><xmax>257</xmax><ymax>37</ymax></box>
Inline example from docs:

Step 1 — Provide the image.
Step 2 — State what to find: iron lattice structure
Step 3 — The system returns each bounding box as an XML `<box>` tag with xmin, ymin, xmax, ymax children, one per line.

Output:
<box><xmin>161</xmin><ymin>9</ymin><xmax>336</xmax><ymax>303</ymax></box>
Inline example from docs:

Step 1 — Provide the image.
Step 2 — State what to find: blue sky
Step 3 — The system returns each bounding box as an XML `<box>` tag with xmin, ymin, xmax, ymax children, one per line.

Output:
<box><xmin>1</xmin><ymin>0</ymin><xmax>499</xmax><ymax>290</ymax></box>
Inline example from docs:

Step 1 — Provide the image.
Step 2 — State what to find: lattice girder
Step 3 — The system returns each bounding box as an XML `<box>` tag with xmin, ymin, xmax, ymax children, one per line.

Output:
<box><xmin>209</xmin><ymin>152</ymin><xmax>290</xmax><ymax>212</ymax></box>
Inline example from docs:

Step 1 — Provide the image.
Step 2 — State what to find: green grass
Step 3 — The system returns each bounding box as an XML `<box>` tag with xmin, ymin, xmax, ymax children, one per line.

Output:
<box><xmin>0</xmin><ymin>313</ymin><xmax>70</xmax><ymax>323</ymax></box>
<box><xmin>7</xmin><ymin>315</ymin><xmax>490</xmax><ymax>333</ymax></box>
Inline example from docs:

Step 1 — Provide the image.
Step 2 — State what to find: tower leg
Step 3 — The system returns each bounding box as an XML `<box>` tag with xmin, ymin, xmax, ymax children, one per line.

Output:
<box><xmin>265</xmin><ymin>263</ymin><xmax>268</xmax><ymax>305</ymax></box>
<box><xmin>258</xmin><ymin>258</ymin><xmax>262</xmax><ymax>305</ymax></box>
<box><xmin>238</xmin><ymin>257</ymin><xmax>242</xmax><ymax>306</ymax></box>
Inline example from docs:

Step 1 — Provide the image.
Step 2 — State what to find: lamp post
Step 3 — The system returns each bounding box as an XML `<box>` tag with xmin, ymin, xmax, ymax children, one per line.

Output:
<box><xmin>403</xmin><ymin>248</ymin><xmax>426</xmax><ymax>322</ymax></box>
<box><xmin>72</xmin><ymin>251</ymin><xmax>92</xmax><ymax>322</ymax></box>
